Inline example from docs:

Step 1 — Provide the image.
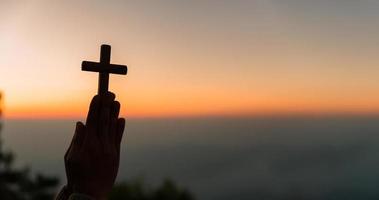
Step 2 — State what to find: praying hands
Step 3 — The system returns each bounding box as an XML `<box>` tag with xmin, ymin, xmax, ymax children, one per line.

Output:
<box><xmin>56</xmin><ymin>92</ymin><xmax>125</xmax><ymax>200</ymax></box>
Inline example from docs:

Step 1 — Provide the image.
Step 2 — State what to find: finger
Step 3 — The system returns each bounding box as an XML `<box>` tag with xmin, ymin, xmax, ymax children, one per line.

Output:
<box><xmin>64</xmin><ymin>144</ymin><xmax>71</xmax><ymax>161</ymax></box>
<box><xmin>73</xmin><ymin>122</ymin><xmax>86</xmax><ymax>148</ymax></box>
<box><xmin>99</xmin><ymin>92</ymin><xmax>116</xmax><ymax>147</ymax></box>
<box><xmin>103</xmin><ymin>91</ymin><xmax>116</xmax><ymax>102</ymax></box>
<box><xmin>65</xmin><ymin>122</ymin><xmax>80</xmax><ymax>160</ymax></box>
<box><xmin>115</xmin><ymin>118</ymin><xmax>126</xmax><ymax>153</ymax></box>
<box><xmin>109</xmin><ymin>101</ymin><xmax>120</xmax><ymax>146</ymax></box>
<box><xmin>65</xmin><ymin>122</ymin><xmax>85</xmax><ymax>160</ymax></box>
<box><xmin>111</xmin><ymin>101</ymin><xmax>120</xmax><ymax>119</ymax></box>
<box><xmin>85</xmin><ymin>95</ymin><xmax>100</xmax><ymax>130</ymax></box>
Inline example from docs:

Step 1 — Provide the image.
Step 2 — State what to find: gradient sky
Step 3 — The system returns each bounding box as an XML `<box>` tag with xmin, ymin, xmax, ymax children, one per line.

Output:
<box><xmin>1</xmin><ymin>0</ymin><xmax>379</xmax><ymax>119</ymax></box>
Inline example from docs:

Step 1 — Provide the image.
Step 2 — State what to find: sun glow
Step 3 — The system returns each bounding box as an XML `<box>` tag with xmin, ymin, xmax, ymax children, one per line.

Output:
<box><xmin>1</xmin><ymin>1</ymin><xmax>379</xmax><ymax>119</ymax></box>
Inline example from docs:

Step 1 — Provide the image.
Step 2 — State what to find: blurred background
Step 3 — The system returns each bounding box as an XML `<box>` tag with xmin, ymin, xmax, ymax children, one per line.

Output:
<box><xmin>1</xmin><ymin>0</ymin><xmax>379</xmax><ymax>199</ymax></box>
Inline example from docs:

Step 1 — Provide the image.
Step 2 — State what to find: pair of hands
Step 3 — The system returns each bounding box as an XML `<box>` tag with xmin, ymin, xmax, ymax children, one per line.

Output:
<box><xmin>64</xmin><ymin>92</ymin><xmax>125</xmax><ymax>199</ymax></box>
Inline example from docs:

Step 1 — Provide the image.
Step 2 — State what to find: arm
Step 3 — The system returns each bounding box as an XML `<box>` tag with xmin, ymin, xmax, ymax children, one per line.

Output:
<box><xmin>56</xmin><ymin>92</ymin><xmax>125</xmax><ymax>200</ymax></box>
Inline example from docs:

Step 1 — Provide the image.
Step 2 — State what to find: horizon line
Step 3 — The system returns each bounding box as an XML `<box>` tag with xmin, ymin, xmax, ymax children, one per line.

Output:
<box><xmin>3</xmin><ymin>111</ymin><xmax>379</xmax><ymax>120</ymax></box>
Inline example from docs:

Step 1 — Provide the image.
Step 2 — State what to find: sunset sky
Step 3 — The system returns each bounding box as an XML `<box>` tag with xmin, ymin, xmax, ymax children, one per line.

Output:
<box><xmin>1</xmin><ymin>0</ymin><xmax>379</xmax><ymax>119</ymax></box>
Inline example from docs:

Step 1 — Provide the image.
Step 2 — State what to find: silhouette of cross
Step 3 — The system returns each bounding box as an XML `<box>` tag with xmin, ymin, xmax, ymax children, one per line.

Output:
<box><xmin>82</xmin><ymin>44</ymin><xmax>128</xmax><ymax>95</ymax></box>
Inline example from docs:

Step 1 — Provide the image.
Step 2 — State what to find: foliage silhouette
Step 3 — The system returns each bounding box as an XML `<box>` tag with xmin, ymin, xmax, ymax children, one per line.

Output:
<box><xmin>0</xmin><ymin>92</ymin><xmax>194</xmax><ymax>199</ymax></box>
<box><xmin>0</xmin><ymin>93</ymin><xmax>59</xmax><ymax>200</ymax></box>
<box><xmin>109</xmin><ymin>179</ymin><xmax>194</xmax><ymax>200</ymax></box>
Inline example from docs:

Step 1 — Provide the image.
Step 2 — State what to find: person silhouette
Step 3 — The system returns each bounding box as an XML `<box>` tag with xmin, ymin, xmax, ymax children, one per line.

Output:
<box><xmin>56</xmin><ymin>92</ymin><xmax>125</xmax><ymax>200</ymax></box>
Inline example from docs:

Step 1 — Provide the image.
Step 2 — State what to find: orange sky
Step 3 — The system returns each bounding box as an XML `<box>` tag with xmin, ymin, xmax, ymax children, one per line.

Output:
<box><xmin>1</xmin><ymin>1</ymin><xmax>379</xmax><ymax>119</ymax></box>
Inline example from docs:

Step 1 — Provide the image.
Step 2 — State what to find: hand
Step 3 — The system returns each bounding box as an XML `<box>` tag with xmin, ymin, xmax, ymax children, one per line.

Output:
<box><xmin>64</xmin><ymin>92</ymin><xmax>125</xmax><ymax>199</ymax></box>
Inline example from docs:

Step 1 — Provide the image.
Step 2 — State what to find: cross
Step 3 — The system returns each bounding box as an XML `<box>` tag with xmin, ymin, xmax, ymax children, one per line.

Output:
<box><xmin>82</xmin><ymin>44</ymin><xmax>128</xmax><ymax>95</ymax></box>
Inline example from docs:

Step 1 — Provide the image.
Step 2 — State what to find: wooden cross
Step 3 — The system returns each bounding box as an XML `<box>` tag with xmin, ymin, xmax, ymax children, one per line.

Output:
<box><xmin>82</xmin><ymin>44</ymin><xmax>128</xmax><ymax>95</ymax></box>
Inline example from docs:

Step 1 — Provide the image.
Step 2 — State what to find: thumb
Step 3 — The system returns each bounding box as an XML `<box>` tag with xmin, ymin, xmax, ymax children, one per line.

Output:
<box><xmin>73</xmin><ymin>122</ymin><xmax>86</xmax><ymax>148</ymax></box>
<box><xmin>65</xmin><ymin>122</ymin><xmax>86</xmax><ymax>160</ymax></box>
<box><xmin>115</xmin><ymin>118</ymin><xmax>125</xmax><ymax>152</ymax></box>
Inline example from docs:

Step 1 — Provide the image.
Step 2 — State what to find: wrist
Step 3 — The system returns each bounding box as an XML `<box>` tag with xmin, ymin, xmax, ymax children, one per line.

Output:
<box><xmin>69</xmin><ymin>193</ymin><xmax>97</xmax><ymax>200</ymax></box>
<box><xmin>56</xmin><ymin>185</ymin><xmax>73</xmax><ymax>200</ymax></box>
<box><xmin>73</xmin><ymin>188</ymin><xmax>107</xmax><ymax>200</ymax></box>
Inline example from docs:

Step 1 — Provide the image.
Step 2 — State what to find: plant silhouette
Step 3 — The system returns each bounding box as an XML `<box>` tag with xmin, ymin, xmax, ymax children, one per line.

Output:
<box><xmin>0</xmin><ymin>92</ymin><xmax>59</xmax><ymax>200</ymax></box>
<box><xmin>109</xmin><ymin>179</ymin><xmax>194</xmax><ymax>200</ymax></box>
<box><xmin>0</xmin><ymin>92</ymin><xmax>194</xmax><ymax>199</ymax></box>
